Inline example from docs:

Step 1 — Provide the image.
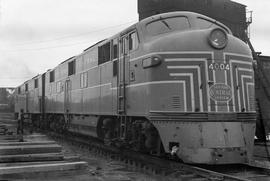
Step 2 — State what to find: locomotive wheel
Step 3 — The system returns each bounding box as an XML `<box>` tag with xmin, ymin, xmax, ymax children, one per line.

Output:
<box><xmin>36</xmin><ymin>115</ymin><xmax>41</xmax><ymax>129</ymax></box>
<box><xmin>130</xmin><ymin>120</ymin><xmax>146</xmax><ymax>152</ymax></box>
<box><xmin>102</xmin><ymin>118</ymin><xmax>117</xmax><ymax>145</ymax></box>
<box><xmin>44</xmin><ymin>115</ymin><xmax>50</xmax><ymax>130</ymax></box>
<box><xmin>97</xmin><ymin>117</ymin><xmax>117</xmax><ymax>141</ymax></box>
<box><xmin>48</xmin><ymin>115</ymin><xmax>56</xmax><ymax>131</ymax></box>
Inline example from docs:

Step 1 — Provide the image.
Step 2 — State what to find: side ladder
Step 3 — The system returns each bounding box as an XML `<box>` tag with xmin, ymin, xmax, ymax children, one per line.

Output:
<box><xmin>117</xmin><ymin>36</ymin><xmax>128</xmax><ymax>139</ymax></box>
<box><xmin>117</xmin><ymin>61</ymin><xmax>127</xmax><ymax>139</ymax></box>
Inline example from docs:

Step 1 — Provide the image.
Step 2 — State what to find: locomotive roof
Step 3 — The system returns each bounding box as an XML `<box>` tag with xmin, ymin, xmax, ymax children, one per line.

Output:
<box><xmin>139</xmin><ymin>11</ymin><xmax>216</xmax><ymax>23</ymax></box>
<box><xmin>138</xmin><ymin>11</ymin><xmax>231</xmax><ymax>34</ymax></box>
<box><xmin>60</xmin><ymin>56</ymin><xmax>76</xmax><ymax>65</ymax></box>
<box><xmin>83</xmin><ymin>39</ymin><xmax>107</xmax><ymax>52</ymax></box>
<box><xmin>31</xmin><ymin>74</ymin><xmax>40</xmax><ymax>80</ymax></box>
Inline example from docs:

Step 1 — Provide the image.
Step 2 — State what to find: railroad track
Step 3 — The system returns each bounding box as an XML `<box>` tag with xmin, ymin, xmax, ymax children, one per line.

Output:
<box><xmin>254</xmin><ymin>141</ymin><xmax>270</xmax><ymax>159</ymax></box>
<box><xmin>200</xmin><ymin>164</ymin><xmax>270</xmax><ymax>181</ymax></box>
<box><xmin>41</xmin><ymin>130</ymin><xmax>270</xmax><ymax>181</ymax></box>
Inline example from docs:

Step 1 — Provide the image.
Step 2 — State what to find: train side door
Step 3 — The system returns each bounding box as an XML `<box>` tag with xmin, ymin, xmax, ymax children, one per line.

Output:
<box><xmin>112</xmin><ymin>38</ymin><xmax>119</xmax><ymax>113</ymax></box>
<box><xmin>25</xmin><ymin>83</ymin><xmax>29</xmax><ymax>113</ymax></box>
<box><xmin>117</xmin><ymin>35</ymin><xmax>130</xmax><ymax>114</ymax></box>
<box><xmin>64</xmin><ymin>79</ymin><xmax>71</xmax><ymax>113</ymax></box>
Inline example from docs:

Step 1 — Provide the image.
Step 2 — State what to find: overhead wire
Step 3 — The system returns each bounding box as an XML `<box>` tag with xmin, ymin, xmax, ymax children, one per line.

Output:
<box><xmin>0</xmin><ymin>77</ymin><xmax>34</xmax><ymax>79</ymax></box>
<box><xmin>1</xmin><ymin>41</ymin><xmax>93</xmax><ymax>52</ymax></box>
<box><xmin>9</xmin><ymin>20</ymin><xmax>136</xmax><ymax>46</ymax></box>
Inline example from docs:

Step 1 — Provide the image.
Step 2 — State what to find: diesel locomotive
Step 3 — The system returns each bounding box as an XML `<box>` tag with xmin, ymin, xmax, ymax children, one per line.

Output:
<box><xmin>14</xmin><ymin>12</ymin><xmax>256</xmax><ymax>164</ymax></box>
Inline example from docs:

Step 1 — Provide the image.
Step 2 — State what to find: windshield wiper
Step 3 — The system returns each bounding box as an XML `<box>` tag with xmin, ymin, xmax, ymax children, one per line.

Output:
<box><xmin>159</xmin><ymin>16</ymin><xmax>171</xmax><ymax>30</ymax></box>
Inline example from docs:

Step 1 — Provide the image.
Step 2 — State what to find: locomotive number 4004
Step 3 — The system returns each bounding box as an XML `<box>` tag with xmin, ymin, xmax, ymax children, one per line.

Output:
<box><xmin>208</xmin><ymin>63</ymin><xmax>230</xmax><ymax>71</ymax></box>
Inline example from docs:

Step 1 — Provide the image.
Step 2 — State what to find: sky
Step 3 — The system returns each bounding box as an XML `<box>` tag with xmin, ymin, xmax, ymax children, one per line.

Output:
<box><xmin>0</xmin><ymin>0</ymin><xmax>269</xmax><ymax>87</ymax></box>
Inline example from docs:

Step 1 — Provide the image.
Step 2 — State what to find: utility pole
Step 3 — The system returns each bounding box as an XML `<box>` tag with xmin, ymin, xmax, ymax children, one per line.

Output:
<box><xmin>246</xmin><ymin>11</ymin><xmax>253</xmax><ymax>40</ymax></box>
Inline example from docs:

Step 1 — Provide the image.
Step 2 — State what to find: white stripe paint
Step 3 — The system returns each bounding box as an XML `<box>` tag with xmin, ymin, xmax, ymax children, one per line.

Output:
<box><xmin>165</xmin><ymin>58</ymin><xmax>210</xmax><ymax>111</ymax></box>
<box><xmin>236</xmin><ymin>67</ymin><xmax>241</xmax><ymax>111</ymax></box>
<box><xmin>167</xmin><ymin>65</ymin><xmax>203</xmax><ymax>112</ymax></box>
<box><xmin>237</xmin><ymin>68</ymin><xmax>253</xmax><ymax>72</ymax></box>
<box><xmin>130</xmin><ymin>51</ymin><xmax>213</xmax><ymax>62</ymax></box>
<box><xmin>241</xmin><ymin>75</ymin><xmax>253</xmax><ymax>111</ymax></box>
<box><xmin>224</xmin><ymin>52</ymin><xmax>253</xmax><ymax>59</ymax></box>
<box><xmin>169</xmin><ymin>73</ymin><xmax>195</xmax><ymax>111</ymax></box>
<box><xmin>111</xmin><ymin>80</ymin><xmax>186</xmax><ymax>90</ymax></box>
<box><xmin>229</xmin><ymin>58</ymin><xmax>254</xmax><ymax>112</ymax></box>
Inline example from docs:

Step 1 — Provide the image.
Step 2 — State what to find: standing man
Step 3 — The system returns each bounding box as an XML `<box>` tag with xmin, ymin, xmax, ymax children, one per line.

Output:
<box><xmin>17</xmin><ymin>109</ymin><xmax>24</xmax><ymax>142</ymax></box>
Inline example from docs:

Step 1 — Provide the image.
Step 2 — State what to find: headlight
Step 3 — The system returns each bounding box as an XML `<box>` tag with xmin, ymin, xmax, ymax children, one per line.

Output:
<box><xmin>142</xmin><ymin>55</ymin><xmax>162</xmax><ymax>68</ymax></box>
<box><xmin>208</xmin><ymin>28</ymin><xmax>228</xmax><ymax>49</ymax></box>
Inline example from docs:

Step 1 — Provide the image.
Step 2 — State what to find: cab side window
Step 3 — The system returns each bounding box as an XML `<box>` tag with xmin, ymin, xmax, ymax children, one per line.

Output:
<box><xmin>112</xmin><ymin>39</ymin><xmax>118</xmax><ymax>59</ymax></box>
<box><xmin>120</xmin><ymin>36</ymin><xmax>129</xmax><ymax>55</ymax></box>
<box><xmin>129</xmin><ymin>32</ymin><xmax>138</xmax><ymax>51</ymax></box>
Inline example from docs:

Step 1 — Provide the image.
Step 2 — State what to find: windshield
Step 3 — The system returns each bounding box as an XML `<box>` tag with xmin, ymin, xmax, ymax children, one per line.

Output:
<box><xmin>146</xmin><ymin>16</ymin><xmax>190</xmax><ymax>36</ymax></box>
<box><xmin>196</xmin><ymin>17</ymin><xmax>229</xmax><ymax>33</ymax></box>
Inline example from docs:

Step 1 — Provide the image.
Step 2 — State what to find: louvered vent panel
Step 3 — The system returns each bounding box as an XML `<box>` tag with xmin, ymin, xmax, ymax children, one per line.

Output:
<box><xmin>171</xmin><ymin>96</ymin><xmax>181</xmax><ymax>109</ymax></box>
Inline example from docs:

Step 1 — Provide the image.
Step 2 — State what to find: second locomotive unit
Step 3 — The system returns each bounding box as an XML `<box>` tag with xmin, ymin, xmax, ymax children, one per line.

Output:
<box><xmin>14</xmin><ymin>12</ymin><xmax>256</xmax><ymax>164</ymax></box>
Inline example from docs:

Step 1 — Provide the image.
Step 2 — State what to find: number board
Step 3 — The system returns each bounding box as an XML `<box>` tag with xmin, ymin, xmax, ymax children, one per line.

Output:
<box><xmin>209</xmin><ymin>63</ymin><xmax>230</xmax><ymax>71</ymax></box>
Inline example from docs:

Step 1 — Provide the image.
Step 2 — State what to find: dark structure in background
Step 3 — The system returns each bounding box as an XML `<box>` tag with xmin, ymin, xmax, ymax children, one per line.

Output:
<box><xmin>0</xmin><ymin>88</ymin><xmax>15</xmax><ymax>112</ymax></box>
<box><xmin>138</xmin><ymin>0</ymin><xmax>247</xmax><ymax>41</ymax></box>
<box><xmin>255</xmin><ymin>55</ymin><xmax>270</xmax><ymax>138</ymax></box>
